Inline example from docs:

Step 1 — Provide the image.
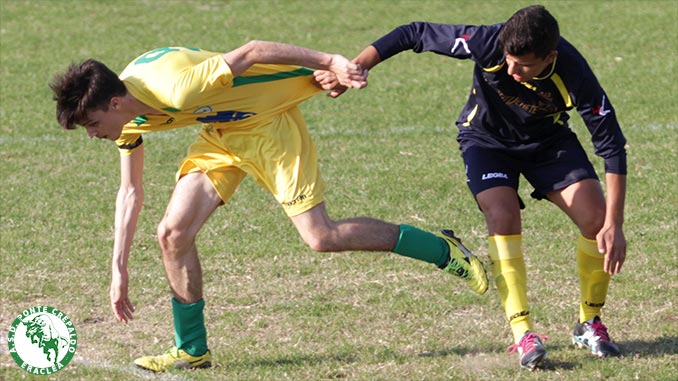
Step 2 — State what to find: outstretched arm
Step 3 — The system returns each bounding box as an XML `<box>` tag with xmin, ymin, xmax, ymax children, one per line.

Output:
<box><xmin>221</xmin><ymin>40</ymin><xmax>367</xmax><ymax>89</ymax></box>
<box><xmin>317</xmin><ymin>22</ymin><xmax>482</xmax><ymax>98</ymax></box>
<box><xmin>110</xmin><ymin>145</ymin><xmax>144</xmax><ymax>322</ymax></box>
<box><xmin>352</xmin><ymin>45</ymin><xmax>383</xmax><ymax>71</ymax></box>
<box><xmin>315</xmin><ymin>45</ymin><xmax>382</xmax><ymax>98</ymax></box>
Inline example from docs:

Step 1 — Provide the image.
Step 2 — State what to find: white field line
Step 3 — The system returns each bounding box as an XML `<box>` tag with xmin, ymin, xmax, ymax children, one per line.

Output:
<box><xmin>1</xmin><ymin>123</ymin><xmax>676</xmax><ymax>146</ymax></box>
<box><xmin>1</xmin><ymin>331</ymin><xmax>192</xmax><ymax>379</ymax></box>
<box><xmin>71</xmin><ymin>356</ymin><xmax>194</xmax><ymax>381</ymax></box>
<box><xmin>0</xmin><ymin>124</ymin><xmax>447</xmax><ymax>146</ymax></box>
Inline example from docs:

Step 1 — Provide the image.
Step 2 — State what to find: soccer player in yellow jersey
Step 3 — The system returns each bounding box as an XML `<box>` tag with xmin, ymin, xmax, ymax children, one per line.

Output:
<box><xmin>50</xmin><ymin>41</ymin><xmax>488</xmax><ymax>372</ymax></box>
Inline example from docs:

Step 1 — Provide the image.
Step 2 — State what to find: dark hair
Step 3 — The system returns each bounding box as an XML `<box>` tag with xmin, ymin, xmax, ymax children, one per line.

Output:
<box><xmin>49</xmin><ymin>59</ymin><xmax>127</xmax><ymax>129</ymax></box>
<box><xmin>498</xmin><ymin>5</ymin><xmax>560</xmax><ymax>59</ymax></box>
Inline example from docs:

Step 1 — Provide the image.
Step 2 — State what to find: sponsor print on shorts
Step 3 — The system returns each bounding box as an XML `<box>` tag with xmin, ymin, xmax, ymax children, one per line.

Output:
<box><xmin>482</xmin><ymin>172</ymin><xmax>509</xmax><ymax>180</ymax></box>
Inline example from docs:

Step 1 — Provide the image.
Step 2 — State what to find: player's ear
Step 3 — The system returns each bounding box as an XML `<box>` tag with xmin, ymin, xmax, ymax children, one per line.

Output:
<box><xmin>545</xmin><ymin>50</ymin><xmax>558</xmax><ymax>64</ymax></box>
<box><xmin>109</xmin><ymin>96</ymin><xmax>122</xmax><ymax>110</ymax></box>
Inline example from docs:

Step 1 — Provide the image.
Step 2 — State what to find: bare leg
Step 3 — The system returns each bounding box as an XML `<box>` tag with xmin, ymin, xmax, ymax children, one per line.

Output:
<box><xmin>157</xmin><ymin>172</ymin><xmax>223</xmax><ymax>303</ymax></box>
<box><xmin>546</xmin><ymin>178</ymin><xmax>605</xmax><ymax>239</ymax></box>
<box><xmin>289</xmin><ymin>202</ymin><xmax>399</xmax><ymax>252</ymax></box>
<box><xmin>476</xmin><ymin>186</ymin><xmax>522</xmax><ymax>235</ymax></box>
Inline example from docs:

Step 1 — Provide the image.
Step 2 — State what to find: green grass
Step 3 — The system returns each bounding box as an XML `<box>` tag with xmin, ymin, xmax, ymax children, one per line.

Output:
<box><xmin>1</xmin><ymin>0</ymin><xmax>677</xmax><ymax>380</ymax></box>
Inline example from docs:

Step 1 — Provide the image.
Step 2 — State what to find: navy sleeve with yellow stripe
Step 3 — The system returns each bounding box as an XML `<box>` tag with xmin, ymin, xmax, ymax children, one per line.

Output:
<box><xmin>371</xmin><ymin>22</ymin><xmax>626</xmax><ymax>174</ymax></box>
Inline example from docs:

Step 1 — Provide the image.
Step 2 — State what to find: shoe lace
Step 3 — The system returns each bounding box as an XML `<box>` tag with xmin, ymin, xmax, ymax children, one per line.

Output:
<box><xmin>506</xmin><ymin>332</ymin><xmax>548</xmax><ymax>355</ymax></box>
<box><xmin>588</xmin><ymin>320</ymin><xmax>611</xmax><ymax>343</ymax></box>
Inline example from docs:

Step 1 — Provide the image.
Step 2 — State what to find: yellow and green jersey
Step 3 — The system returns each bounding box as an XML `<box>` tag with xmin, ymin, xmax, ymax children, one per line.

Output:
<box><xmin>115</xmin><ymin>47</ymin><xmax>322</xmax><ymax>154</ymax></box>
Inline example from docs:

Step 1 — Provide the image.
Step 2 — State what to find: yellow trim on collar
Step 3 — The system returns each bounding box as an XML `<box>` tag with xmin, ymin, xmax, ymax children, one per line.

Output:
<box><xmin>533</xmin><ymin>55</ymin><xmax>557</xmax><ymax>80</ymax></box>
<box><xmin>483</xmin><ymin>62</ymin><xmax>505</xmax><ymax>72</ymax></box>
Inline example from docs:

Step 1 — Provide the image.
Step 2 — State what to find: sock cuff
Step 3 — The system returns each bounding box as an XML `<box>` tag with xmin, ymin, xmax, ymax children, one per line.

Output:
<box><xmin>577</xmin><ymin>234</ymin><xmax>604</xmax><ymax>259</ymax></box>
<box><xmin>488</xmin><ymin>234</ymin><xmax>522</xmax><ymax>260</ymax></box>
<box><xmin>393</xmin><ymin>224</ymin><xmax>449</xmax><ymax>267</ymax></box>
<box><xmin>393</xmin><ymin>224</ymin><xmax>412</xmax><ymax>254</ymax></box>
<box><xmin>172</xmin><ymin>297</ymin><xmax>205</xmax><ymax>311</ymax></box>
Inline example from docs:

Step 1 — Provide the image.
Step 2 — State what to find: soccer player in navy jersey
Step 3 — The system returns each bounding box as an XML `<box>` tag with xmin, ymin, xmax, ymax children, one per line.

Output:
<box><xmin>50</xmin><ymin>41</ymin><xmax>489</xmax><ymax>372</ymax></box>
<box><xmin>317</xmin><ymin>5</ymin><xmax>626</xmax><ymax>370</ymax></box>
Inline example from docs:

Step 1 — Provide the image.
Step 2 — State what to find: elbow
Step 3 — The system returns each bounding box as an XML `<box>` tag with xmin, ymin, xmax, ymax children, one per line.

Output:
<box><xmin>118</xmin><ymin>185</ymin><xmax>144</xmax><ymax>208</ymax></box>
<box><xmin>242</xmin><ymin>40</ymin><xmax>263</xmax><ymax>56</ymax></box>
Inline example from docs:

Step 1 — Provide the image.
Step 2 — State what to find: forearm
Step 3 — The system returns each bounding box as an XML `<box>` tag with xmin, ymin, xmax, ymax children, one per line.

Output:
<box><xmin>603</xmin><ymin>173</ymin><xmax>626</xmax><ymax>227</ymax></box>
<box><xmin>353</xmin><ymin>45</ymin><xmax>382</xmax><ymax>70</ymax></box>
<box><xmin>255</xmin><ymin>40</ymin><xmax>334</xmax><ymax>68</ymax></box>
<box><xmin>112</xmin><ymin>185</ymin><xmax>144</xmax><ymax>273</ymax></box>
<box><xmin>224</xmin><ymin>40</ymin><xmax>335</xmax><ymax>76</ymax></box>
<box><xmin>354</xmin><ymin>22</ymin><xmax>437</xmax><ymax>70</ymax></box>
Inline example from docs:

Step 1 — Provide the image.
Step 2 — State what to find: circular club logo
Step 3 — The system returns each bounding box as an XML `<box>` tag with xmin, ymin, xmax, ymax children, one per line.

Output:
<box><xmin>8</xmin><ymin>306</ymin><xmax>77</xmax><ymax>375</ymax></box>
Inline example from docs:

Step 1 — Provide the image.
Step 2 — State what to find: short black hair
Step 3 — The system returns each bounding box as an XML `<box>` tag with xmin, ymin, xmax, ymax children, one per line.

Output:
<box><xmin>499</xmin><ymin>5</ymin><xmax>560</xmax><ymax>59</ymax></box>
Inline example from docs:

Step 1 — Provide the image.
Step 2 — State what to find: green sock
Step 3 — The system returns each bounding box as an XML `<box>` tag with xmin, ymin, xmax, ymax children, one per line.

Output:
<box><xmin>172</xmin><ymin>298</ymin><xmax>208</xmax><ymax>356</ymax></box>
<box><xmin>393</xmin><ymin>224</ymin><xmax>449</xmax><ymax>267</ymax></box>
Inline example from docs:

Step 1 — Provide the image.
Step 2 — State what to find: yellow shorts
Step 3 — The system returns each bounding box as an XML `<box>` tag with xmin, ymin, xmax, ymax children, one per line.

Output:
<box><xmin>176</xmin><ymin>107</ymin><xmax>325</xmax><ymax>216</ymax></box>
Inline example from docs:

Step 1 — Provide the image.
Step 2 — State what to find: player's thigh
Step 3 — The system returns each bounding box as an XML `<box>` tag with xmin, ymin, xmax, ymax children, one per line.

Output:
<box><xmin>546</xmin><ymin>179</ymin><xmax>605</xmax><ymax>238</ymax></box>
<box><xmin>289</xmin><ymin>202</ymin><xmax>333</xmax><ymax>246</ymax></box>
<box><xmin>476</xmin><ymin>186</ymin><xmax>523</xmax><ymax>235</ymax></box>
<box><xmin>238</xmin><ymin>108</ymin><xmax>325</xmax><ymax>217</ymax></box>
<box><xmin>462</xmin><ymin>146</ymin><xmax>522</xmax><ymax>234</ymax></box>
<box><xmin>522</xmin><ymin>135</ymin><xmax>603</xmax><ymax>236</ymax></box>
<box><xmin>462</xmin><ymin>145</ymin><xmax>520</xmax><ymax>196</ymax></box>
<box><xmin>161</xmin><ymin>172</ymin><xmax>224</xmax><ymax>238</ymax></box>
<box><xmin>179</xmin><ymin>126</ymin><xmax>248</xmax><ymax>205</ymax></box>
<box><xmin>523</xmin><ymin>135</ymin><xmax>598</xmax><ymax>200</ymax></box>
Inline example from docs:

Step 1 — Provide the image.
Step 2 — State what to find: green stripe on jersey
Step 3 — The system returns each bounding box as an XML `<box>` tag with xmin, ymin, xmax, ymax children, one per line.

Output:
<box><xmin>232</xmin><ymin>67</ymin><xmax>313</xmax><ymax>87</ymax></box>
<box><xmin>132</xmin><ymin>115</ymin><xmax>148</xmax><ymax>126</ymax></box>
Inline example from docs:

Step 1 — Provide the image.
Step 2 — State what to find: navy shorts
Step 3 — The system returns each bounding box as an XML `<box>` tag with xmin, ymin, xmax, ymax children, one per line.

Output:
<box><xmin>461</xmin><ymin>134</ymin><xmax>599</xmax><ymax>201</ymax></box>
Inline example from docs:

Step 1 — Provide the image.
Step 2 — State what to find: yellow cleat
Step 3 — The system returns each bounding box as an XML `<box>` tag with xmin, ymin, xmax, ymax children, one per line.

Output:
<box><xmin>438</xmin><ymin>229</ymin><xmax>489</xmax><ymax>295</ymax></box>
<box><xmin>134</xmin><ymin>347</ymin><xmax>212</xmax><ymax>372</ymax></box>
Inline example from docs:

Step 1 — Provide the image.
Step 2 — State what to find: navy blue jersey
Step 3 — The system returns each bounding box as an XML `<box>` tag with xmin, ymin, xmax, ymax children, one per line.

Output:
<box><xmin>372</xmin><ymin>22</ymin><xmax>627</xmax><ymax>174</ymax></box>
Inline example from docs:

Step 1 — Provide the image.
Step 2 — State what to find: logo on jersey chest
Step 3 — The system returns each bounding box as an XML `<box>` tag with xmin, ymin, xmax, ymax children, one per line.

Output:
<box><xmin>196</xmin><ymin>110</ymin><xmax>257</xmax><ymax>123</ymax></box>
<box><xmin>193</xmin><ymin>105</ymin><xmax>257</xmax><ymax>123</ymax></box>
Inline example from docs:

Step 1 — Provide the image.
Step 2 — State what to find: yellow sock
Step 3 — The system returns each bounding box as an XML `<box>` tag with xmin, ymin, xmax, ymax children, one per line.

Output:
<box><xmin>577</xmin><ymin>235</ymin><xmax>610</xmax><ymax>323</ymax></box>
<box><xmin>489</xmin><ymin>235</ymin><xmax>532</xmax><ymax>344</ymax></box>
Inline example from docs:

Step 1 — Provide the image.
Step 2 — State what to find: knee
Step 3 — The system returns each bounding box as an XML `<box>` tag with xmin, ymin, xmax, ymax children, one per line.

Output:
<box><xmin>157</xmin><ymin>220</ymin><xmax>193</xmax><ymax>255</ymax></box>
<box><xmin>482</xmin><ymin>205</ymin><xmax>521</xmax><ymax>235</ymax></box>
<box><xmin>578</xmin><ymin>206</ymin><xmax>606</xmax><ymax>238</ymax></box>
<box><xmin>301</xmin><ymin>229</ymin><xmax>337</xmax><ymax>253</ymax></box>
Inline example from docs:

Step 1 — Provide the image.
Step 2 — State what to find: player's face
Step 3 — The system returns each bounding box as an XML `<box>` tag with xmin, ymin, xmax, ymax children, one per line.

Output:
<box><xmin>80</xmin><ymin>108</ymin><xmax>126</xmax><ymax>141</ymax></box>
<box><xmin>504</xmin><ymin>51</ymin><xmax>556</xmax><ymax>82</ymax></box>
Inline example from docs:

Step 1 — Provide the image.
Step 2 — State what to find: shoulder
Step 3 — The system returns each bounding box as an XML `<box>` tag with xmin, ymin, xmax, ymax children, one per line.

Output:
<box><xmin>553</xmin><ymin>38</ymin><xmax>599</xmax><ymax>89</ymax></box>
<box><xmin>555</xmin><ymin>38</ymin><xmax>592</xmax><ymax>74</ymax></box>
<box><xmin>120</xmin><ymin>47</ymin><xmax>226</xmax><ymax>109</ymax></box>
<box><xmin>465</xmin><ymin>23</ymin><xmax>504</xmax><ymax>66</ymax></box>
<box><xmin>120</xmin><ymin>47</ymin><xmax>218</xmax><ymax>79</ymax></box>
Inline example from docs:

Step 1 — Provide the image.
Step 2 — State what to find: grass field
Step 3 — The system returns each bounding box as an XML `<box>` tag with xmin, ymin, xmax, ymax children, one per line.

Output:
<box><xmin>1</xmin><ymin>0</ymin><xmax>677</xmax><ymax>380</ymax></box>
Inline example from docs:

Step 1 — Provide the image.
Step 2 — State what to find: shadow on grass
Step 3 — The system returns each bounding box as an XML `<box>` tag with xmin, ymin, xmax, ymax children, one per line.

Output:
<box><xmin>418</xmin><ymin>344</ymin><xmax>581</xmax><ymax>371</ymax></box>
<box><xmin>226</xmin><ymin>336</ymin><xmax>677</xmax><ymax>373</ymax></box>
<box><xmin>620</xmin><ymin>335</ymin><xmax>678</xmax><ymax>356</ymax></box>
<box><xmin>231</xmin><ymin>352</ymin><xmax>359</xmax><ymax>369</ymax></box>
<box><xmin>417</xmin><ymin>344</ymin><xmax>504</xmax><ymax>357</ymax></box>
